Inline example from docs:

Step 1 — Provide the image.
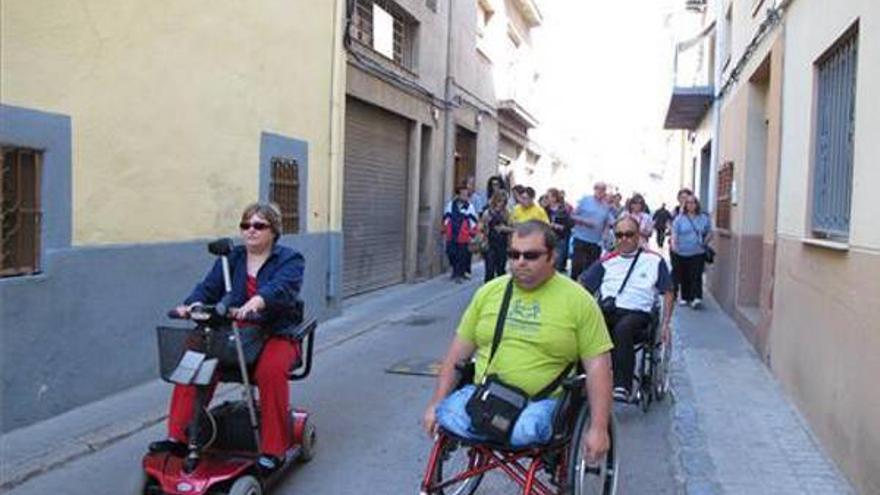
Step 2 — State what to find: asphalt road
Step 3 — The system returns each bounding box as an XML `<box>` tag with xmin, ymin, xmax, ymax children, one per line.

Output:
<box><xmin>7</xmin><ymin>282</ymin><xmax>679</xmax><ymax>495</ymax></box>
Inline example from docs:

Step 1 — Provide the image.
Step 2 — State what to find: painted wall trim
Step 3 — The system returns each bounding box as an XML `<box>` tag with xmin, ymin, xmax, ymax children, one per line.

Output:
<box><xmin>0</xmin><ymin>104</ymin><xmax>72</xmax><ymax>253</ymax></box>
<box><xmin>259</xmin><ymin>132</ymin><xmax>309</xmax><ymax>234</ymax></box>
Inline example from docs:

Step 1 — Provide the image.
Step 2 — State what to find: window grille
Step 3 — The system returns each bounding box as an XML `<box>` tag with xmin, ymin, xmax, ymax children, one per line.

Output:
<box><xmin>811</xmin><ymin>27</ymin><xmax>858</xmax><ymax>239</ymax></box>
<box><xmin>352</xmin><ymin>0</ymin><xmax>417</xmax><ymax>69</ymax></box>
<box><xmin>716</xmin><ymin>161</ymin><xmax>733</xmax><ymax>230</ymax></box>
<box><xmin>1</xmin><ymin>146</ymin><xmax>42</xmax><ymax>277</ymax></box>
<box><xmin>270</xmin><ymin>157</ymin><xmax>300</xmax><ymax>234</ymax></box>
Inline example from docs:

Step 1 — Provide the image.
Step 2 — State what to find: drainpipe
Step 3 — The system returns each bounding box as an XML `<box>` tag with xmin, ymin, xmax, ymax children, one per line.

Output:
<box><xmin>326</xmin><ymin>0</ymin><xmax>346</xmax><ymax>306</ymax></box>
<box><xmin>708</xmin><ymin>0</ymin><xmax>724</xmax><ymax>212</ymax></box>
<box><xmin>439</xmin><ymin>1</ymin><xmax>456</xmax><ymax>274</ymax></box>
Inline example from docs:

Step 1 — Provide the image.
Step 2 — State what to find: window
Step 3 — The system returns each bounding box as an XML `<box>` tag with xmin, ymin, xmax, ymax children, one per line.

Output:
<box><xmin>477</xmin><ymin>1</ymin><xmax>494</xmax><ymax>38</ymax></box>
<box><xmin>1</xmin><ymin>146</ymin><xmax>42</xmax><ymax>277</ymax></box>
<box><xmin>811</xmin><ymin>26</ymin><xmax>858</xmax><ymax>239</ymax></box>
<box><xmin>269</xmin><ymin>157</ymin><xmax>300</xmax><ymax>235</ymax></box>
<box><xmin>722</xmin><ymin>5</ymin><xmax>733</xmax><ymax>71</ymax></box>
<box><xmin>716</xmin><ymin>161</ymin><xmax>734</xmax><ymax>230</ymax></box>
<box><xmin>352</xmin><ymin>0</ymin><xmax>418</xmax><ymax>70</ymax></box>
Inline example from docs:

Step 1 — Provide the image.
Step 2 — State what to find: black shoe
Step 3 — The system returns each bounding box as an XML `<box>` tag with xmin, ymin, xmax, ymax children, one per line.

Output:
<box><xmin>257</xmin><ymin>454</ymin><xmax>281</xmax><ymax>475</ymax></box>
<box><xmin>148</xmin><ymin>439</ymin><xmax>187</xmax><ymax>455</ymax></box>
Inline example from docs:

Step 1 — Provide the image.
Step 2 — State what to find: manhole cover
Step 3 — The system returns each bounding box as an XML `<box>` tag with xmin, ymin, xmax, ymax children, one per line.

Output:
<box><xmin>385</xmin><ymin>357</ymin><xmax>442</xmax><ymax>376</ymax></box>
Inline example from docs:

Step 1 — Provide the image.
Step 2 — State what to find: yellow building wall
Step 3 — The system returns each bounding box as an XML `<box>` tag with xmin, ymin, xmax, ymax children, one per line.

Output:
<box><xmin>769</xmin><ymin>1</ymin><xmax>880</xmax><ymax>492</ymax></box>
<box><xmin>1</xmin><ymin>0</ymin><xmax>346</xmax><ymax>245</ymax></box>
<box><xmin>776</xmin><ymin>0</ymin><xmax>880</xmax><ymax>249</ymax></box>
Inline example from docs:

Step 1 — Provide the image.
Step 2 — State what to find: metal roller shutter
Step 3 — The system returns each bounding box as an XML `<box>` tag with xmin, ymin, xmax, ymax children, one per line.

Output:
<box><xmin>343</xmin><ymin>98</ymin><xmax>409</xmax><ymax>296</ymax></box>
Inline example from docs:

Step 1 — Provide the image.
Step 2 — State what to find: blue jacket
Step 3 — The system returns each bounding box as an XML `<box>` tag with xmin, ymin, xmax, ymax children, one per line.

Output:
<box><xmin>184</xmin><ymin>244</ymin><xmax>305</xmax><ymax>338</ymax></box>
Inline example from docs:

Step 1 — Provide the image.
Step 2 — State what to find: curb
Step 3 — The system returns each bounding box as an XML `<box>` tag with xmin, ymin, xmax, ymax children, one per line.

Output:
<box><xmin>0</xmin><ymin>274</ymin><xmax>478</xmax><ymax>492</ymax></box>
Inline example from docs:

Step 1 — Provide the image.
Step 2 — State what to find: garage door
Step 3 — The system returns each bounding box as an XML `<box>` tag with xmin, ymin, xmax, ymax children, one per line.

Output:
<box><xmin>343</xmin><ymin>98</ymin><xmax>409</xmax><ymax>296</ymax></box>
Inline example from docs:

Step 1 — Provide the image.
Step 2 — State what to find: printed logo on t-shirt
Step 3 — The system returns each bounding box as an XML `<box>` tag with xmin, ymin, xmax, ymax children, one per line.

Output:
<box><xmin>507</xmin><ymin>299</ymin><xmax>541</xmax><ymax>334</ymax></box>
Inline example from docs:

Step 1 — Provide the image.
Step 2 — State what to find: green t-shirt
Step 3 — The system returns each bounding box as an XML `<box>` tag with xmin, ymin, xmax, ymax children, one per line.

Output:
<box><xmin>457</xmin><ymin>274</ymin><xmax>613</xmax><ymax>396</ymax></box>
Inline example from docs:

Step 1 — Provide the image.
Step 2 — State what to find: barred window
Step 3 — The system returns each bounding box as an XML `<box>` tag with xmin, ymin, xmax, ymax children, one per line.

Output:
<box><xmin>1</xmin><ymin>146</ymin><xmax>42</xmax><ymax>277</ymax></box>
<box><xmin>716</xmin><ymin>161</ymin><xmax>733</xmax><ymax>230</ymax></box>
<box><xmin>811</xmin><ymin>26</ymin><xmax>858</xmax><ymax>240</ymax></box>
<box><xmin>352</xmin><ymin>0</ymin><xmax>418</xmax><ymax>70</ymax></box>
<box><xmin>269</xmin><ymin>157</ymin><xmax>300</xmax><ymax>234</ymax></box>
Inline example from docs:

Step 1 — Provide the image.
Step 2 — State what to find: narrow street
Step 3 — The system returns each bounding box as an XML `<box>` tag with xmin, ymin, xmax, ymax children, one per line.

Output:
<box><xmin>4</xmin><ymin>273</ymin><xmax>678</xmax><ymax>494</ymax></box>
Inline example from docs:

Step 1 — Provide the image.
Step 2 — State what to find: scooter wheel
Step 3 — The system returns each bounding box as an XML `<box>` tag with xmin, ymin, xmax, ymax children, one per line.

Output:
<box><xmin>228</xmin><ymin>475</ymin><xmax>262</xmax><ymax>495</ymax></box>
<box><xmin>299</xmin><ymin>422</ymin><xmax>316</xmax><ymax>463</ymax></box>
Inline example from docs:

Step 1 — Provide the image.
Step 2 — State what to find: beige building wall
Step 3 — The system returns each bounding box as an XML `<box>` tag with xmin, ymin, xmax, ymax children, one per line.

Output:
<box><xmin>1</xmin><ymin>0</ymin><xmax>346</xmax><ymax>245</ymax></box>
<box><xmin>770</xmin><ymin>0</ymin><xmax>880</xmax><ymax>492</ymax></box>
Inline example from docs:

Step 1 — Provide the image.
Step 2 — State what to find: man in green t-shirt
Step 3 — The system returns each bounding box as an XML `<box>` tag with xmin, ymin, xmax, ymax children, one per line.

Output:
<box><xmin>423</xmin><ymin>221</ymin><xmax>614</xmax><ymax>460</ymax></box>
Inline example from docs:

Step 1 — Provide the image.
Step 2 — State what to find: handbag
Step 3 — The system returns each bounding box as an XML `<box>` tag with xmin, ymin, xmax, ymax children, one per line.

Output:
<box><xmin>599</xmin><ymin>248</ymin><xmax>642</xmax><ymax>313</ymax></box>
<box><xmin>465</xmin><ymin>280</ymin><xmax>573</xmax><ymax>443</ymax></box>
<box><xmin>206</xmin><ymin>324</ymin><xmax>266</xmax><ymax>367</ymax></box>
<box><xmin>685</xmin><ymin>215</ymin><xmax>714</xmax><ymax>265</ymax></box>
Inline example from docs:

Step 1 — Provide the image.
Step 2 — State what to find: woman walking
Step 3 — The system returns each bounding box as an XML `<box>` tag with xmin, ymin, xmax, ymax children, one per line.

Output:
<box><xmin>670</xmin><ymin>195</ymin><xmax>713</xmax><ymax>308</ymax></box>
<box><xmin>670</xmin><ymin>188</ymin><xmax>693</xmax><ymax>300</ymax></box>
<box><xmin>620</xmin><ymin>193</ymin><xmax>654</xmax><ymax>246</ymax></box>
<box><xmin>545</xmin><ymin>188</ymin><xmax>574</xmax><ymax>273</ymax></box>
<box><xmin>480</xmin><ymin>190</ymin><xmax>513</xmax><ymax>283</ymax></box>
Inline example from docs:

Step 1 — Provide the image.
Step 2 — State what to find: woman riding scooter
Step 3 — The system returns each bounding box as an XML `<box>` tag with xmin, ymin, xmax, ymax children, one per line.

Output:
<box><xmin>149</xmin><ymin>202</ymin><xmax>304</xmax><ymax>474</ymax></box>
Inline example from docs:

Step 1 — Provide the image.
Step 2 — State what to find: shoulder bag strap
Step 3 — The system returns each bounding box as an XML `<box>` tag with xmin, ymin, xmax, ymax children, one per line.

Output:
<box><xmin>532</xmin><ymin>362</ymin><xmax>575</xmax><ymax>401</ymax></box>
<box><xmin>616</xmin><ymin>248</ymin><xmax>643</xmax><ymax>296</ymax></box>
<box><xmin>487</xmin><ymin>279</ymin><xmax>515</xmax><ymax>365</ymax></box>
<box><xmin>685</xmin><ymin>215</ymin><xmax>708</xmax><ymax>247</ymax></box>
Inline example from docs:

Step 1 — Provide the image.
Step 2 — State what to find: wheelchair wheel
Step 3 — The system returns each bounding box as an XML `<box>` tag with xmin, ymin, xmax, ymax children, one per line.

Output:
<box><xmin>427</xmin><ymin>436</ymin><xmax>485</xmax><ymax>495</ymax></box>
<box><xmin>654</xmin><ymin>342</ymin><xmax>671</xmax><ymax>402</ymax></box>
<box><xmin>567</xmin><ymin>406</ymin><xmax>618</xmax><ymax>495</ymax></box>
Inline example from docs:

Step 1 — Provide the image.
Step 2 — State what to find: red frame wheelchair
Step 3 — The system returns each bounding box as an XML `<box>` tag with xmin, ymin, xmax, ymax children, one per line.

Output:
<box><xmin>420</xmin><ymin>364</ymin><xmax>619</xmax><ymax>495</ymax></box>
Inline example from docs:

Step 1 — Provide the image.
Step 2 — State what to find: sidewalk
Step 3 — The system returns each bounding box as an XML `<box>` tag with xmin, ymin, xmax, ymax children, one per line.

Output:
<box><xmin>669</xmin><ymin>295</ymin><xmax>854</xmax><ymax>494</ymax></box>
<box><xmin>0</xmin><ymin>270</ymin><xmax>480</xmax><ymax>492</ymax></box>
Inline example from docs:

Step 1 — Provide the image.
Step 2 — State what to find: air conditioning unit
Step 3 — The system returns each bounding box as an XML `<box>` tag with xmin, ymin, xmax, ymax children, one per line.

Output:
<box><xmin>685</xmin><ymin>0</ymin><xmax>707</xmax><ymax>12</ymax></box>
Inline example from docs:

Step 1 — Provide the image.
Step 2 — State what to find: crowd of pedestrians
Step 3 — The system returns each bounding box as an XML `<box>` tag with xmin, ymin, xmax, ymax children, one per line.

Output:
<box><xmin>441</xmin><ymin>177</ymin><xmax>715</xmax><ymax>307</ymax></box>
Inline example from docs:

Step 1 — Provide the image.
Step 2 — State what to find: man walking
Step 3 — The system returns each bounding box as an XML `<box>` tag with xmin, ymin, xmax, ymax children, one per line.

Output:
<box><xmin>570</xmin><ymin>182</ymin><xmax>615</xmax><ymax>281</ymax></box>
<box><xmin>652</xmin><ymin>203</ymin><xmax>672</xmax><ymax>248</ymax></box>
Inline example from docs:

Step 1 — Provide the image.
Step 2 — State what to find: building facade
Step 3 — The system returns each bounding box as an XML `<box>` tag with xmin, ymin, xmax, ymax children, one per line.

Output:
<box><xmin>340</xmin><ymin>0</ymin><xmax>546</xmax><ymax>295</ymax></box>
<box><xmin>665</xmin><ymin>1</ymin><xmax>880</xmax><ymax>492</ymax></box>
<box><xmin>0</xmin><ymin>0</ymin><xmax>347</xmax><ymax>431</ymax></box>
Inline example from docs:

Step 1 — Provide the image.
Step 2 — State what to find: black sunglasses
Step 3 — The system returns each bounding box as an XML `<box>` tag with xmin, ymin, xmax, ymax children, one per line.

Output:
<box><xmin>614</xmin><ymin>231</ymin><xmax>637</xmax><ymax>239</ymax></box>
<box><xmin>507</xmin><ymin>249</ymin><xmax>548</xmax><ymax>261</ymax></box>
<box><xmin>239</xmin><ymin>221</ymin><xmax>271</xmax><ymax>231</ymax></box>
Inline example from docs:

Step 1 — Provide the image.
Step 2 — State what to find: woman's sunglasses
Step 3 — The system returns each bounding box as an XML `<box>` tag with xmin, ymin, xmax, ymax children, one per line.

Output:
<box><xmin>507</xmin><ymin>249</ymin><xmax>547</xmax><ymax>261</ymax></box>
<box><xmin>239</xmin><ymin>221</ymin><xmax>271</xmax><ymax>231</ymax></box>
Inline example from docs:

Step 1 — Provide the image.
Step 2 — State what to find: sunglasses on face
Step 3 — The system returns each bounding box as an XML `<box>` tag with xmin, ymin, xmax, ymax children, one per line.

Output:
<box><xmin>614</xmin><ymin>231</ymin><xmax>637</xmax><ymax>239</ymax></box>
<box><xmin>239</xmin><ymin>221</ymin><xmax>271</xmax><ymax>231</ymax></box>
<box><xmin>507</xmin><ymin>249</ymin><xmax>548</xmax><ymax>261</ymax></box>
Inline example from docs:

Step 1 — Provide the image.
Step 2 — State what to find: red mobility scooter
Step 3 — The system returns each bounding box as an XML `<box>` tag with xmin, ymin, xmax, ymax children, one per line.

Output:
<box><xmin>137</xmin><ymin>239</ymin><xmax>316</xmax><ymax>495</ymax></box>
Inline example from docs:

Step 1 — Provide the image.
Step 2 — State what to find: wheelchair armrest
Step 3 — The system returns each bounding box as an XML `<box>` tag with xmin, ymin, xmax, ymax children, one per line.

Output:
<box><xmin>289</xmin><ymin>317</ymin><xmax>317</xmax><ymax>341</ymax></box>
<box><xmin>288</xmin><ymin>317</ymin><xmax>317</xmax><ymax>381</ymax></box>
<box><xmin>562</xmin><ymin>374</ymin><xmax>587</xmax><ymax>390</ymax></box>
<box><xmin>454</xmin><ymin>359</ymin><xmax>475</xmax><ymax>390</ymax></box>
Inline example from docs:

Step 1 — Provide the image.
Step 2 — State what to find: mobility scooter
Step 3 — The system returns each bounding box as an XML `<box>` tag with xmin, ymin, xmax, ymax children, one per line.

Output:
<box><xmin>137</xmin><ymin>239</ymin><xmax>316</xmax><ymax>495</ymax></box>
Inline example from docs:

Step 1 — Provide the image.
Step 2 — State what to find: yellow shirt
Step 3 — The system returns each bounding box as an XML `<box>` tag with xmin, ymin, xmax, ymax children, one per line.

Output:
<box><xmin>511</xmin><ymin>204</ymin><xmax>550</xmax><ymax>224</ymax></box>
<box><xmin>457</xmin><ymin>274</ymin><xmax>613</xmax><ymax>396</ymax></box>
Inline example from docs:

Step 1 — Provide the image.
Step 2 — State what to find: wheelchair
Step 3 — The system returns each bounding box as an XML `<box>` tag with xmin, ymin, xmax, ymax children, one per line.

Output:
<box><xmin>420</xmin><ymin>362</ymin><xmax>619</xmax><ymax>495</ymax></box>
<box><xmin>620</xmin><ymin>302</ymin><xmax>671</xmax><ymax>413</ymax></box>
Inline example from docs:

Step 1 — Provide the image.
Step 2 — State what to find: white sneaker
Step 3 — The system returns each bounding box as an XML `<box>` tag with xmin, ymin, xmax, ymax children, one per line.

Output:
<box><xmin>690</xmin><ymin>298</ymin><xmax>703</xmax><ymax>309</ymax></box>
<box><xmin>677</xmin><ymin>299</ymin><xmax>688</xmax><ymax>307</ymax></box>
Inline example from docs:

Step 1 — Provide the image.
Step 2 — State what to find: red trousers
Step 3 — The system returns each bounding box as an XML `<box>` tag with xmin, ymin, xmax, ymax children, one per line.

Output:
<box><xmin>167</xmin><ymin>337</ymin><xmax>301</xmax><ymax>456</ymax></box>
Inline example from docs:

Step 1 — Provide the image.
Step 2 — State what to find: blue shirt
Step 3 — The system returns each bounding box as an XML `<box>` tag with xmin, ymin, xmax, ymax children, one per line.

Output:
<box><xmin>572</xmin><ymin>196</ymin><xmax>614</xmax><ymax>244</ymax></box>
<box><xmin>184</xmin><ymin>243</ymin><xmax>305</xmax><ymax>337</ymax></box>
<box><xmin>672</xmin><ymin>213</ymin><xmax>712</xmax><ymax>256</ymax></box>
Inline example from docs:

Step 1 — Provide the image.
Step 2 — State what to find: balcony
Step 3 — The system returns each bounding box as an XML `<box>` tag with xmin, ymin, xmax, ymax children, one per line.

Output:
<box><xmin>664</xmin><ymin>86</ymin><xmax>714</xmax><ymax>129</ymax></box>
